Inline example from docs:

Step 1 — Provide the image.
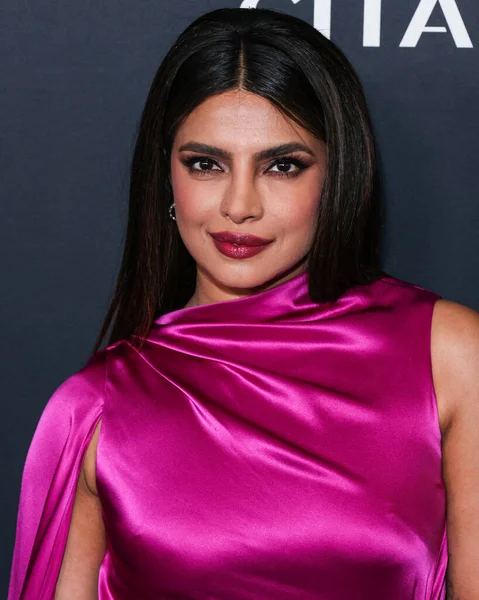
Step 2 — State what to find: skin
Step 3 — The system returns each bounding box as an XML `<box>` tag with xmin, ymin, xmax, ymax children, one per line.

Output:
<box><xmin>55</xmin><ymin>423</ymin><xmax>104</xmax><ymax>599</ymax></box>
<box><xmin>54</xmin><ymin>90</ymin><xmax>479</xmax><ymax>599</ymax></box>
<box><xmin>432</xmin><ymin>301</ymin><xmax>479</xmax><ymax>599</ymax></box>
<box><xmin>169</xmin><ymin>90</ymin><xmax>328</xmax><ymax>306</ymax></box>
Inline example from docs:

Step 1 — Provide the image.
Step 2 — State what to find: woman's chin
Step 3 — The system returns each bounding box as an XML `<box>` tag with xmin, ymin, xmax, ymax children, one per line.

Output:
<box><xmin>198</xmin><ymin>261</ymin><xmax>306</xmax><ymax>297</ymax></box>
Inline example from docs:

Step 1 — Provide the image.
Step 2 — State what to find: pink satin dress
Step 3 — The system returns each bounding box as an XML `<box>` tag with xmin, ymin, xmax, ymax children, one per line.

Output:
<box><xmin>9</xmin><ymin>273</ymin><xmax>447</xmax><ymax>599</ymax></box>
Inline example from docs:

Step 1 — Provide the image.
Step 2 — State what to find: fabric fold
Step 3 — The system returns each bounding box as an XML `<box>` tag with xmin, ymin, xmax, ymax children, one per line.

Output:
<box><xmin>9</xmin><ymin>351</ymin><xmax>106</xmax><ymax>600</ymax></box>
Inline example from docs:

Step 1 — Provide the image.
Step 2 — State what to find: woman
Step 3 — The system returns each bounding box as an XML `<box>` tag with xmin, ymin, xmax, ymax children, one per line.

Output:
<box><xmin>8</xmin><ymin>7</ymin><xmax>479</xmax><ymax>600</ymax></box>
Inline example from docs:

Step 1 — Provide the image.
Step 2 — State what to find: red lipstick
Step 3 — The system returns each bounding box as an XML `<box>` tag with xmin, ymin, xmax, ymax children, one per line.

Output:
<box><xmin>209</xmin><ymin>231</ymin><xmax>273</xmax><ymax>259</ymax></box>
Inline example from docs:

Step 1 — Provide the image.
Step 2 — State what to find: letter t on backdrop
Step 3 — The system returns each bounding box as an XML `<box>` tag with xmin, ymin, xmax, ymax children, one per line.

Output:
<box><xmin>240</xmin><ymin>0</ymin><xmax>332</xmax><ymax>39</ymax></box>
<box><xmin>363</xmin><ymin>0</ymin><xmax>382</xmax><ymax>47</ymax></box>
<box><xmin>400</xmin><ymin>0</ymin><xmax>473</xmax><ymax>48</ymax></box>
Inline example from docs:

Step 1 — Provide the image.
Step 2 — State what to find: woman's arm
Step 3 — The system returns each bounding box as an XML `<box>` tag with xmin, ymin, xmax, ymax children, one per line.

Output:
<box><xmin>55</xmin><ymin>423</ymin><xmax>106</xmax><ymax>600</ymax></box>
<box><xmin>431</xmin><ymin>299</ymin><xmax>479</xmax><ymax>599</ymax></box>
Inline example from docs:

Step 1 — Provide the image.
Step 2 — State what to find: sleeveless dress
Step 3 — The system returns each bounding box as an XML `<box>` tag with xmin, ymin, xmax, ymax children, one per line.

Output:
<box><xmin>8</xmin><ymin>273</ymin><xmax>448</xmax><ymax>599</ymax></box>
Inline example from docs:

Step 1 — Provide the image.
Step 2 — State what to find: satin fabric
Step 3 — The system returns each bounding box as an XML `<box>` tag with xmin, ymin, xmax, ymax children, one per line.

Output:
<box><xmin>9</xmin><ymin>272</ymin><xmax>447</xmax><ymax>599</ymax></box>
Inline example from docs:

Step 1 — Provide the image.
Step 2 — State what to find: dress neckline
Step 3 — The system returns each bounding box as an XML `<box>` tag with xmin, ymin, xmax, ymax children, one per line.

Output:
<box><xmin>153</xmin><ymin>270</ymin><xmax>309</xmax><ymax>327</ymax></box>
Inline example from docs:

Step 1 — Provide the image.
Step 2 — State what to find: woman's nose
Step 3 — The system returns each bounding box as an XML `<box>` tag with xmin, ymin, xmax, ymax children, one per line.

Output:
<box><xmin>219</xmin><ymin>176</ymin><xmax>264</xmax><ymax>224</ymax></box>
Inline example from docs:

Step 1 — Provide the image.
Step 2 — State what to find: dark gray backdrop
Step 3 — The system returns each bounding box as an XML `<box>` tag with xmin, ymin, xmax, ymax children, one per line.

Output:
<box><xmin>1</xmin><ymin>0</ymin><xmax>478</xmax><ymax>593</ymax></box>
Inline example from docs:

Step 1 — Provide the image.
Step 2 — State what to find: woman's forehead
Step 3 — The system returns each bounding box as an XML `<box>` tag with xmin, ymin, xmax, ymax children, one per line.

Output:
<box><xmin>173</xmin><ymin>90</ymin><xmax>321</xmax><ymax>152</ymax></box>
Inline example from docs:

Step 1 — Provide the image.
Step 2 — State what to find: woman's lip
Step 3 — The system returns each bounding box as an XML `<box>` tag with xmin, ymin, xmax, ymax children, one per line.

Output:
<box><xmin>211</xmin><ymin>239</ymin><xmax>271</xmax><ymax>260</ymax></box>
<box><xmin>209</xmin><ymin>231</ymin><xmax>273</xmax><ymax>246</ymax></box>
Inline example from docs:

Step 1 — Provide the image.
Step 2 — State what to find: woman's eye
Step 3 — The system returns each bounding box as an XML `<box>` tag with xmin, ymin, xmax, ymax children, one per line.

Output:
<box><xmin>267</xmin><ymin>159</ymin><xmax>307</xmax><ymax>177</ymax></box>
<box><xmin>181</xmin><ymin>155</ymin><xmax>308</xmax><ymax>178</ymax></box>
<box><xmin>184</xmin><ymin>157</ymin><xmax>222</xmax><ymax>174</ymax></box>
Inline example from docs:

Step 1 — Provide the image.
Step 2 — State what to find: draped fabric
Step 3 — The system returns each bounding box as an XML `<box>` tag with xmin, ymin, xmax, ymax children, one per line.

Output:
<box><xmin>9</xmin><ymin>272</ymin><xmax>447</xmax><ymax>599</ymax></box>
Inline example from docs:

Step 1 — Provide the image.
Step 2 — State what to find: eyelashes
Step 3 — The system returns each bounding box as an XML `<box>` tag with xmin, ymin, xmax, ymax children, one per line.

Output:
<box><xmin>179</xmin><ymin>155</ymin><xmax>309</xmax><ymax>179</ymax></box>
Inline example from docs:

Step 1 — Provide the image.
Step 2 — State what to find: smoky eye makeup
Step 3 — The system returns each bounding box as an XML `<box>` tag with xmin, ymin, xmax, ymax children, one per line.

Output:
<box><xmin>266</xmin><ymin>155</ymin><xmax>310</xmax><ymax>177</ymax></box>
<box><xmin>179</xmin><ymin>153</ymin><xmax>312</xmax><ymax>179</ymax></box>
<box><xmin>180</xmin><ymin>155</ymin><xmax>221</xmax><ymax>172</ymax></box>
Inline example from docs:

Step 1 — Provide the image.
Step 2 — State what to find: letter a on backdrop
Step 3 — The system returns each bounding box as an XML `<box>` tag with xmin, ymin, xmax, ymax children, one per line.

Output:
<box><xmin>400</xmin><ymin>0</ymin><xmax>473</xmax><ymax>48</ymax></box>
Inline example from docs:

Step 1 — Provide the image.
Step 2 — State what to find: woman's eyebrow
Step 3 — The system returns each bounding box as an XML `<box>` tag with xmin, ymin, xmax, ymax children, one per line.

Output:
<box><xmin>177</xmin><ymin>141</ymin><xmax>315</xmax><ymax>160</ymax></box>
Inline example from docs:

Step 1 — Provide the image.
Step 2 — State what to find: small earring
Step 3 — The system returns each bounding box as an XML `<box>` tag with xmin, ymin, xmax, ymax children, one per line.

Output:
<box><xmin>168</xmin><ymin>202</ymin><xmax>176</xmax><ymax>222</ymax></box>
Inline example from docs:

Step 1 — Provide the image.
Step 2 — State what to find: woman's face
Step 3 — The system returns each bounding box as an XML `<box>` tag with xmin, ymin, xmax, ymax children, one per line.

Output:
<box><xmin>170</xmin><ymin>89</ymin><xmax>328</xmax><ymax>306</ymax></box>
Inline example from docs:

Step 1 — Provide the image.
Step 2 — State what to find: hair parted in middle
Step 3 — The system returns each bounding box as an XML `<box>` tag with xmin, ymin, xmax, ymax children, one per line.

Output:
<box><xmin>93</xmin><ymin>7</ymin><xmax>386</xmax><ymax>354</ymax></box>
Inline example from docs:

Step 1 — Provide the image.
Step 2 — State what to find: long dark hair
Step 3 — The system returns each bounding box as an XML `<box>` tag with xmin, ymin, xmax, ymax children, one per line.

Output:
<box><xmin>92</xmin><ymin>7</ymin><xmax>386</xmax><ymax>355</ymax></box>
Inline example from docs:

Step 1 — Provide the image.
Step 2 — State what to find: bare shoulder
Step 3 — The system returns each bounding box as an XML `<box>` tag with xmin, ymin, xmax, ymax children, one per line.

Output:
<box><xmin>430</xmin><ymin>298</ymin><xmax>479</xmax><ymax>434</ymax></box>
<box><xmin>431</xmin><ymin>300</ymin><xmax>479</xmax><ymax>597</ymax></box>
